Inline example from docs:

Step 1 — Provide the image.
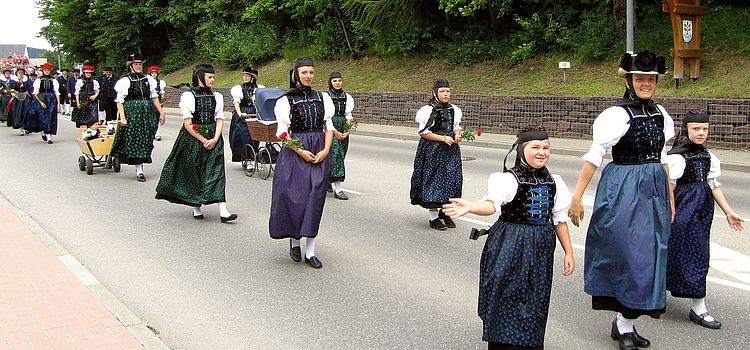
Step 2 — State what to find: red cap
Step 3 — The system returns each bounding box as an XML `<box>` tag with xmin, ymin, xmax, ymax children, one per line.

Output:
<box><xmin>147</xmin><ymin>65</ymin><xmax>160</xmax><ymax>73</ymax></box>
<box><xmin>82</xmin><ymin>65</ymin><xmax>95</xmax><ymax>73</ymax></box>
<box><xmin>40</xmin><ymin>62</ymin><xmax>54</xmax><ymax>70</ymax></box>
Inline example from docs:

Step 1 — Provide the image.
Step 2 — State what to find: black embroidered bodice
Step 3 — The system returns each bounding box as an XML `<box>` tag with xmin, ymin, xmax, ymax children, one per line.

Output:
<box><xmin>611</xmin><ymin>105</ymin><xmax>665</xmax><ymax>165</ymax></box>
<box><xmin>239</xmin><ymin>83</ymin><xmax>256</xmax><ymax>112</ymax></box>
<box><xmin>428</xmin><ymin>105</ymin><xmax>455</xmax><ymax>136</ymax></box>
<box><xmin>38</xmin><ymin>77</ymin><xmax>54</xmax><ymax>94</ymax></box>
<box><xmin>125</xmin><ymin>73</ymin><xmax>151</xmax><ymax>101</ymax></box>
<box><xmin>676</xmin><ymin>149</ymin><xmax>711</xmax><ymax>186</ymax></box>
<box><xmin>329</xmin><ymin>90</ymin><xmax>347</xmax><ymax>116</ymax></box>
<box><xmin>191</xmin><ymin>89</ymin><xmax>216</xmax><ymax>125</ymax></box>
<box><xmin>500</xmin><ymin>166</ymin><xmax>557</xmax><ymax>225</ymax></box>
<box><xmin>287</xmin><ymin>89</ymin><xmax>325</xmax><ymax>132</ymax></box>
<box><xmin>79</xmin><ymin>79</ymin><xmax>95</xmax><ymax>99</ymax></box>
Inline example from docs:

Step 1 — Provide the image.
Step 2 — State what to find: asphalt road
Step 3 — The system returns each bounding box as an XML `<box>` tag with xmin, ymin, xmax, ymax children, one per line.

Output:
<box><xmin>1</xmin><ymin>116</ymin><xmax>748</xmax><ymax>350</ymax></box>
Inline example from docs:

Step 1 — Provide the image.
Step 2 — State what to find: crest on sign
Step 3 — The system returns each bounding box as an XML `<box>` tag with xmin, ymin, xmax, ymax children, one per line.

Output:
<box><xmin>682</xmin><ymin>20</ymin><xmax>693</xmax><ymax>43</ymax></box>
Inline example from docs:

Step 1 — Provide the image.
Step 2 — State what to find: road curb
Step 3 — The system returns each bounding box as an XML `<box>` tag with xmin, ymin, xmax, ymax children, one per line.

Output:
<box><xmin>0</xmin><ymin>193</ymin><xmax>172</xmax><ymax>350</ymax></box>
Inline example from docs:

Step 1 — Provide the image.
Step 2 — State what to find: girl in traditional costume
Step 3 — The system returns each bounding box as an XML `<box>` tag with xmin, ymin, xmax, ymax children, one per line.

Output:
<box><xmin>269</xmin><ymin>57</ymin><xmax>335</xmax><ymax>269</ymax></box>
<box><xmin>665</xmin><ymin>109</ymin><xmax>744</xmax><ymax>330</ymax></box>
<box><xmin>155</xmin><ymin>64</ymin><xmax>237</xmax><ymax>223</ymax></box>
<box><xmin>443</xmin><ymin>125</ymin><xmax>574</xmax><ymax>350</ymax></box>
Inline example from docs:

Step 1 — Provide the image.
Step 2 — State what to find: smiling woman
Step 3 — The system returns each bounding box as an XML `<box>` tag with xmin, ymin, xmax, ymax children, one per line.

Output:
<box><xmin>568</xmin><ymin>50</ymin><xmax>674</xmax><ymax>350</ymax></box>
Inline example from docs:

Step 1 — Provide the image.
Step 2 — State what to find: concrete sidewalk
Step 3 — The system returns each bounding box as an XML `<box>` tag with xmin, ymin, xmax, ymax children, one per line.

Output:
<box><xmin>0</xmin><ymin>195</ymin><xmax>169</xmax><ymax>350</ymax></box>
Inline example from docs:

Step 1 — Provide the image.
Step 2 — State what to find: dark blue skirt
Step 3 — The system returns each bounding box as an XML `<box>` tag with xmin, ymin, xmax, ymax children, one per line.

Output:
<box><xmin>269</xmin><ymin>131</ymin><xmax>330</xmax><ymax>239</ymax></box>
<box><xmin>9</xmin><ymin>94</ymin><xmax>31</xmax><ymax>129</ymax></box>
<box><xmin>479</xmin><ymin>219</ymin><xmax>556</xmax><ymax>347</ymax></box>
<box><xmin>26</xmin><ymin>92</ymin><xmax>58</xmax><ymax>134</ymax></box>
<box><xmin>228</xmin><ymin>105</ymin><xmax>257</xmax><ymax>162</ymax></box>
<box><xmin>410</xmin><ymin>138</ymin><xmax>462</xmax><ymax>208</ymax></box>
<box><xmin>584</xmin><ymin>162</ymin><xmax>671</xmax><ymax>315</ymax></box>
<box><xmin>667</xmin><ymin>182</ymin><xmax>714</xmax><ymax>298</ymax></box>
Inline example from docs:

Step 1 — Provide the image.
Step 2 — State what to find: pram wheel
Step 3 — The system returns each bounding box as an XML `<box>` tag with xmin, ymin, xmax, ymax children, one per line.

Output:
<box><xmin>85</xmin><ymin>158</ymin><xmax>94</xmax><ymax>175</ymax></box>
<box><xmin>241</xmin><ymin>144</ymin><xmax>256</xmax><ymax>177</ymax></box>
<box><xmin>257</xmin><ymin>146</ymin><xmax>272</xmax><ymax>180</ymax></box>
<box><xmin>78</xmin><ymin>156</ymin><xmax>86</xmax><ymax>171</ymax></box>
<box><xmin>112</xmin><ymin>156</ymin><xmax>121</xmax><ymax>172</ymax></box>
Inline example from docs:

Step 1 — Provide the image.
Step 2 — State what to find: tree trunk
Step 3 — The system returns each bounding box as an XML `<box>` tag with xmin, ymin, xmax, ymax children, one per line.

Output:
<box><xmin>613</xmin><ymin>0</ymin><xmax>627</xmax><ymax>34</ymax></box>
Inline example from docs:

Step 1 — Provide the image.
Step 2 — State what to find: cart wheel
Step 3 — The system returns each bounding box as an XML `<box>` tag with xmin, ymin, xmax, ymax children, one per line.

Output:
<box><xmin>78</xmin><ymin>156</ymin><xmax>86</xmax><ymax>171</ymax></box>
<box><xmin>112</xmin><ymin>156</ymin><xmax>121</xmax><ymax>172</ymax></box>
<box><xmin>85</xmin><ymin>158</ymin><xmax>94</xmax><ymax>175</ymax></box>
<box><xmin>241</xmin><ymin>144</ymin><xmax>256</xmax><ymax>177</ymax></box>
<box><xmin>258</xmin><ymin>147</ymin><xmax>272</xmax><ymax>180</ymax></box>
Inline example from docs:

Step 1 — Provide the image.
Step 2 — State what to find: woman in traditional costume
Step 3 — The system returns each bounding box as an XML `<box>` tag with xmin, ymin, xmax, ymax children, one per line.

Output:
<box><xmin>112</xmin><ymin>53</ymin><xmax>165</xmax><ymax>182</ymax></box>
<box><xmin>8</xmin><ymin>68</ymin><xmax>30</xmax><ymax>132</ymax></box>
<box><xmin>148</xmin><ymin>65</ymin><xmax>166</xmax><ymax>141</ymax></box>
<box><xmin>72</xmin><ymin>65</ymin><xmax>100</xmax><ymax>127</ymax></box>
<box><xmin>29</xmin><ymin>62</ymin><xmax>60</xmax><ymax>144</ymax></box>
<box><xmin>269</xmin><ymin>57</ymin><xmax>334</xmax><ymax>269</ymax></box>
<box><xmin>326</xmin><ymin>72</ymin><xmax>355</xmax><ymax>200</ymax></box>
<box><xmin>568</xmin><ymin>51</ymin><xmax>674</xmax><ymax>350</ymax></box>
<box><xmin>155</xmin><ymin>64</ymin><xmax>237</xmax><ymax>223</ymax></box>
<box><xmin>410</xmin><ymin>79</ymin><xmax>464</xmax><ymax>231</ymax></box>
<box><xmin>0</xmin><ymin>69</ymin><xmax>15</xmax><ymax>123</ymax></box>
<box><xmin>228</xmin><ymin>66</ymin><xmax>264</xmax><ymax>165</ymax></box>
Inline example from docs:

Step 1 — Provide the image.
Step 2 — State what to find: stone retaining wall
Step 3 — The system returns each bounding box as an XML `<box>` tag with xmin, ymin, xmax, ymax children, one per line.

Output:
<box><xmin>165</xmin><ymin>88</ymin><xmax>750</xmax><ymax>150</ymax></box>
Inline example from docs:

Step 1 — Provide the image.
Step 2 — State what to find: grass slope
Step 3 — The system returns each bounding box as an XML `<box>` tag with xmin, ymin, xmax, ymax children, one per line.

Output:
<box><xmin>164</xmin><ymin>54</ymin><xmax>750</xmax><ymax>98</ymax></box>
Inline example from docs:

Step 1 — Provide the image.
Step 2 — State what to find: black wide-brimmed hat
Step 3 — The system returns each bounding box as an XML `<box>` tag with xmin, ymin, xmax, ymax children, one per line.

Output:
<box><xmin>126</xmin><ymin>53</ymin><xmax>145</xmax><ymax>66</ymax></box>
<box><xmin>617</xmin><ymin>51</ymin><xmax>666</xmax><ymax>77</ymax></box>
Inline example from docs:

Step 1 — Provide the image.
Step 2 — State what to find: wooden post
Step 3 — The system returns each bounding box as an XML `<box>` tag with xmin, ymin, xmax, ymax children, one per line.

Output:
<box><xmin>663</xmin><ymin>0</ymin><xmax>707</xmax><ymax>87</ymax></box>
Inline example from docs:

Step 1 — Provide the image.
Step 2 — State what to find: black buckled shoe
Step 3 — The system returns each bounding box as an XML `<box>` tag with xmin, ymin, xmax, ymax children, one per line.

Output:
<box><xmin>305</xmin><ymin>256</ymin><xmax>323</xmax><ymax>269</ymax></box>
<box><xmin>439</xmin><ymin>211</ymin><xmax>456</xmax><ymax>228</ymax></box>
<box><xmin>289</xmin><ymin>240</ymin><xmax>302</xmax><ymax>262</ymax></box>
<box><xmin>610</xmin><ymin>319</ymin><xmax>638</xmax><ymax>350</ymax></box>
<box><xmin>429</xmin><ymin>218</ymin><xmax>447</xmax><ymax>231</ymax></box>
<box><xmin>220</xmin><ymin>213</ymin><xmax>238</xmax><ymax>223</ymax></box>
<box><xmin>41</xmin><ymin>133</ymin><xmax>47</xmax><ymax>141</ymax></box>
<box><xmin>689</xmin><ymin>309</ymin><xmax>722</xmax><ymax>329</ymax></box>
<box><xmin>334</xmin><ymin>191</ymin><xmax>349</xmax><ymax>200</ymax></box>
<box><xmin>193</xmin><ymin>214</ymin><xmax>204</xmax><ymax>220</ymax></box>
<box><xmin>136</xmin><ymin>173</ymin><xmax>146</xmax><ymax>182</ymax></box>
<box><xmin>631</xmin><ymin>326</ymin><xmax>650</xmax><ymax>348</ymax></box>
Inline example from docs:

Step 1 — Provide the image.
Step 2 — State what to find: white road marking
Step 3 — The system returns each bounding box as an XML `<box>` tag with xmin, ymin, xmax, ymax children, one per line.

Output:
<box><xmin>341</xmin><ymin>188</ymin><xmax>363</xmax><ymax>195</ymax></box>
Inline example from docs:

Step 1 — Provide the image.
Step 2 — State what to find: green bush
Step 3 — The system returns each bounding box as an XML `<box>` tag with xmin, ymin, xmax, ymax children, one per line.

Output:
<box><xmin>574</xmin><ymin>12</ymin><xmax>623</xmax><ymax>62</ymax></box>
<box><xmin>508</xmin><ymin>13</ymin><xmax>574</xmax><ymax>64</ymax></box>
<box><xmin>702</xmin><ymin>6</ymin><xmax>750</xmax><ymax>55</ymax></box>
<box><xmin>195</xmin><ymin>21</ymin><xmax>281</xmax><ymax>69</ymax></box>
<box><xmin>433</xmin><ymin>40</ymin><xmax>512</xmax><ymax>66</ymax></box>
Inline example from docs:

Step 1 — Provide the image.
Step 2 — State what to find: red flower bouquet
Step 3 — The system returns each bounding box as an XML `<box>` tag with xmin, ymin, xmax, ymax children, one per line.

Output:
<box><xmin>343</xmin><ymin>118</ymin><xmax>359</xmax><ymax>133</ymax></box>
<box><xmin>279</xmin><ymin>132</ymin><xmax>305</xmax><ymax>151</ymax></box>
<box><xmin>460</xmin><ymin>128</ymin><xmax>481</xmax><ymax>141</ymax></box>
<box><xmin>192</xmin><ymin>123</ymin><xmax>211</xmax><ymax>139</ymax></box>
